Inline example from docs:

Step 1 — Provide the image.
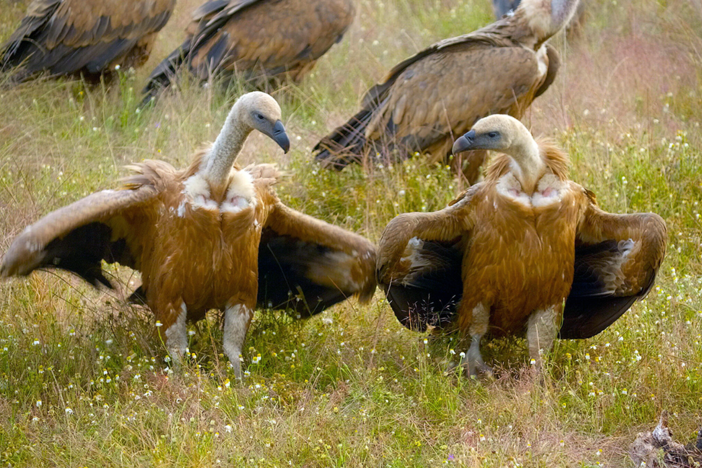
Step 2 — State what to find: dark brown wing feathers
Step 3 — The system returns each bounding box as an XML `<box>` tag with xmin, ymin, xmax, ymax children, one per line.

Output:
<box><xmin>1</xmin><ymin>0</ymin><xmax>175</xmax><ymax>81</ymax></box>
<box><xmin>560</xmin><ymin>195</ymin><xmax>667</xmax><ymax>338</ymax></box>
<box><xmin>141</xmin><ymin>0</ymin><xmax>355</xmax><ymax>104</ymax></box>
<box><xmin>0</xmin><ymin>161</ymin><xmax>169</xmax><ymax>287</ymax></box>
<box><xmin>257</xmin><ymin>196</ymin><xmax>377</xmax><ymax>315</ymax></box>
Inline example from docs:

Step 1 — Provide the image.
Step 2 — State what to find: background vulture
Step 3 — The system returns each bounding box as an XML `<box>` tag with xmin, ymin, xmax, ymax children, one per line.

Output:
<box><xmin>314</xmin><ymin>0</ymin><xmax>580</xmax><ymax>184</ymax></box>
<box><xmin>0</xmin><ymin>0</ymin><xmax>176</xmax><ymax>83</ymax></box>
<box><xmin>141</xmin><ymin>0</ymin><xmax>356</xmax><ymax>103</ymax></box>
<box><xmin>376</xmin><ymin>115</ymin><xmax>666</xmax><ymax>376</ymax></box>
<box><xmin>0</xmin><ymin>92</ymin><xmax>377</xmax><ymax>379</ymax></box>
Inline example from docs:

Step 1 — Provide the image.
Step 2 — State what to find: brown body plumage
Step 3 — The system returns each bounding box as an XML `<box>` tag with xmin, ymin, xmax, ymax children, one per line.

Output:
<box><xmin>0</xmin><ymin>0</ymin><xmax>176</xmax><ymax>83</ymax></box>
<box><xmin>0</xmin><ymin>92</ymin><xmax>376</xmax><ymax>378</ymax></box>
<box><xmin>141</xmin><ymin>0</ymin><xmax>355</xmax><ymax>103</ymax></box>
<box><xmin>314</xmin><ymin>0</ymin><xmax>580</xmax><ymax>184</ymax></box>
<box><xmin>376</xmin><ymin>115</ymin><xmax>667</xmax><ymax>376</ymax></box>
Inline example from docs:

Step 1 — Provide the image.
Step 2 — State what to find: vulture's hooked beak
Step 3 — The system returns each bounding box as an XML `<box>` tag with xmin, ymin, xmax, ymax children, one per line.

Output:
<box><xmin>272</xmin><ymin>120</ymin><xmax>290</xmax><ymax>153</ymax></box>
<box><xmin>452</xmin><ymin>130</ymin><xmax>476</xmax><ymax>154</ymax></box>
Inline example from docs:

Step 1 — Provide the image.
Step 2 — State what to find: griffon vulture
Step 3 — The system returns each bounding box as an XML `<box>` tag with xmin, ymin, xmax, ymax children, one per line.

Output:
<box><xmin>314</xmin><ymin>0</ymin><xmax>580</xmax><ymax>184</ymax></box>
<box><xmin>0</xmin><ymin>92</ymin><xmax>376</xmax><ymax>379</ymax></box>
<box><xmin>141</xmin><ymin>0</ymin><xmax>355</xmax><ymax>103</ymax></box>
<box><xmin>376</xmin><ymin>115</ymin><xmax>666</xmax><ymax>376</ymax></box>
<box><xmin>0</xmin><ymin>0</ymin><xmax>176</xmax><ymax>83</ymax></box>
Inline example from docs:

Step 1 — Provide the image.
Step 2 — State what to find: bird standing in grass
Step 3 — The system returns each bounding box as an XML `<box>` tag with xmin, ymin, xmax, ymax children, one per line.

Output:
<box><xmin>314</xmin><ymin>0</ymin><xmax>580</xmax><ymax>184</ymax></box>
<box><xmin>376</xmin><ymin>114</ymin><xmax>666</xmax><ymax>377</ymax></box>
<box><xmin>141</xmin><ymin>0</ymin><xmax>356</xmax><ymax>104</ymax></box>
<box><xmin>0</xmin><ymin>92</ymin><xmax>377</xmax><ymax>379</ymax></box>
<box><xmin>0</xmin><ymin>0</ymin><xmax>176</xmax><ymax>84</ymax></box>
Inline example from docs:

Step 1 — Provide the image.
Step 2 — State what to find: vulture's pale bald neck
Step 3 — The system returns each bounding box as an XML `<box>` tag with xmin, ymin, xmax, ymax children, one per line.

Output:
<box><xmin>519</xmin><ymin>0</ymin><xmax>581</xmax><ymax>45</ymax></box>
<box><xmin>452</xmin><ymin>114</ymin><xmax>546</xmax><ymax>194</ymax></box>
<box><xmin>202</xmin><ymin>91</ymin><xmax>289</xmax><ymax>190</ymax></box>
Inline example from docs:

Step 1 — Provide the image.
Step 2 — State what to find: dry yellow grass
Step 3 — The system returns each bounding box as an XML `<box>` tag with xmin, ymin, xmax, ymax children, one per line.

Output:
<box><xmin>0</xmin><ymin>0</ymin><xmax>701</xmax><ymax>466</ymax></box>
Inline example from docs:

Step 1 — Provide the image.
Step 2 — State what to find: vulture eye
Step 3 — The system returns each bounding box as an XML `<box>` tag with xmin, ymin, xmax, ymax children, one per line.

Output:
<box><xmin>488</xmin><ymin>132</ymin><xmax>499</xmax><ymax>138</ymax></box>
<box><xmin>255</xmin><ymin>113</ymin><xmax>265</xmax><ymax>121</ymax></box>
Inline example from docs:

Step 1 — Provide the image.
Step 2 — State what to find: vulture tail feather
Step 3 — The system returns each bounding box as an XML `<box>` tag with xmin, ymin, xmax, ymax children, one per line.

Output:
<box><xmin>140</xmin><ymin>39</ymin><xmax>193</xmax><ymax>107</ymax></box>
<box><xmin>313</xmin><ymin>109</ymin><xmax>373</xmax><ymax>169</ymax></box>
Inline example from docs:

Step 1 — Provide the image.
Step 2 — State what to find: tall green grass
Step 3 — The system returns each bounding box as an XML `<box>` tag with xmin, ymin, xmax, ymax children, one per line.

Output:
<box><xmin>0</xmin><ymin>0</ymin><xmax>701</xmax><ymax>465</ymax></box>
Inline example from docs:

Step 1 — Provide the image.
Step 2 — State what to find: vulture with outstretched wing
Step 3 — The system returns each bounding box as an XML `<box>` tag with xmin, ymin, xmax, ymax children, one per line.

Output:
<box><xmin>0</xmin><ymin>0</ymin><xmax>176</xmax><ymax>83</ymax></box>
<box><xmin>141</xmin><ymin>0</ymin><xmax>355</xmax><ymax>103</ymax></box>
<box><xmin>1</xmin><ymin>92</ymin><xmax>376</xmax><ymax>379</ymax></box>
<box><xmin>314</xmin><ymin>0</ymin><xmax>580</xmax><ymax>184</ymax></box>
<box><xmin>377</xmin><ymin>115</ymin><xmax>666</xmax><ymax>376</ymax></box>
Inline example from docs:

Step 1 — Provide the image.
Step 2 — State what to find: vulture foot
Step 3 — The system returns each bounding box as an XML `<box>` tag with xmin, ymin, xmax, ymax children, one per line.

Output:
<box><xmin>223</xmin><ymin>304</ymin><xmax>253</xmax><ymax>381</ymax></box>
<box><xmin>451</xmin><ymin>334</ymin><xmax>493</xmax><ymax>379</ymax></box>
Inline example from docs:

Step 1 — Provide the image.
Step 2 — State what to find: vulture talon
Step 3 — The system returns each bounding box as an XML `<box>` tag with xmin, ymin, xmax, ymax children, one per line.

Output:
<box><xmin>376</xmin><ymin>114</ymin><xmax>667</xmax><ymax>376</ymax></box>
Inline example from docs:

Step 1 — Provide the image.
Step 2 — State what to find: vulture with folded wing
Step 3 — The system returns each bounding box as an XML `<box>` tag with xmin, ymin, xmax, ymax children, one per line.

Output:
<box><xmin>1</xmin><ymin>92</ymin><xmax>376</xmax><ymax>379</ymax></box>
<box><xmin>377</xmin><ymin>115</ymin><xmax>666</xmax><ymax>376</ymax></box>
<box><xmin>0</xmin><ymin>0</ymin><xmax>176</xmax><ymax>83</ymax></box>
<box><xmin>141</xmin><ymin>0</ymin><xmax>355</xmax><ymax>103</ymax></box>
<box><xmin>314</xmin><ymin>0</ymin><xmax>580</xmax><ymax>184</ymax></box>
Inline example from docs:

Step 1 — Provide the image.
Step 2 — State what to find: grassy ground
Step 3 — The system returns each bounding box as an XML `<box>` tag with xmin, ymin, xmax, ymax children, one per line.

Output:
<box><xmin>0</xmin><ymin>0</ymin><xmax>701</xmax><ymax>465</ymax></box>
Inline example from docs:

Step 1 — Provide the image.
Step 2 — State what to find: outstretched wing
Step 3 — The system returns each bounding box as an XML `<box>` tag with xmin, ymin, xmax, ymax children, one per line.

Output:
<box><xmin>1</xmin><ymin>0</ymin><xmax>175</xmax><ymax>79</ymax></box>
<box><xmin>377</xmin><ymin>187</ymin><xmax>479</xmax><ymax>331</ymax></box>
<box><xmin>258</xmin><ymin>201</ymin><xmax>376</xmax><ymax>317</ymax></box>
<box><xmin>560</xmin><ymin>189</ymin><xmax>667</xmax><ymax>339</ymax></box>
<box><xmin>0</xmin><ymin>162</ymin><xmax>169</xmax><ymax>288</ymax></box>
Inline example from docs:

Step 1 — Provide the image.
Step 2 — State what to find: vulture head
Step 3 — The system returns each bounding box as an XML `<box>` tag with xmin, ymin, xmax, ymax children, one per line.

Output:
<box><xmin>519</xmin><ymin>0</ymin><xmax>581</xmax><ymax>41</ymax></box>
<box><xmin>204</xmin><ymin>92</ymin><xmax>290</xmax><ymax>188</ymax></box>
<box><xmin>453</xmin><ymin>114</ymin><xmax>546</xmax><ymax>193</ymax></box>
<box><xmin>237</xmin><ymin>91</ymin><xmax>290</xmax><ymax>153</ymax></box>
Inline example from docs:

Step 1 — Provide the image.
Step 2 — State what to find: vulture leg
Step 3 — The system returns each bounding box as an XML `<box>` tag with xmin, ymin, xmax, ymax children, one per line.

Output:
<box><xmin>163</xmin><ymin>302</ymin><xmax>188</xmax><ymax>367</ymax></box>
<box><xmin>457</xmin><ymin>303</ymin><xmax>493</xmax><ymax>377</ymax></box>
<box><xmin>526</xmin><ymin>304</ymin><xmax>561</xmax><ymax>372</ymax></box>
<box><xmin>222</xmin><ymin>304</ymin><xmax>253</xmax><ymax>380</ymax></box>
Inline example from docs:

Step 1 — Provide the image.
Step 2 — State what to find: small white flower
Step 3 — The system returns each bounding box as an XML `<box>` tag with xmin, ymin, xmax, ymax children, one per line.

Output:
<box><xmin>36</xmin><ymin>400</ymin><xmax>42</xmax><ymax>407</ymax></box>
<box><xmin>65</xmin><ymin>408</ymin><xmax>74</xmax><ymax>415</ymax></box>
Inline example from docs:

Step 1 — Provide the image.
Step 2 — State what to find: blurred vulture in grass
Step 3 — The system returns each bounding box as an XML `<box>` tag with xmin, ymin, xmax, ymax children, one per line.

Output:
<box><xmin>0</xmin><ymin>0</ymin><xmax>176</xmax><ymax>84</ymax></box>
<box><xmin>141</xmin><ymin>0</ymin><xmax>355</xmax><ymax>104</ymax></box>
<box><xmin>314</xmin><ymin>0</ymin><xmax>580</xmax><ymax>184</ymax></box>
<box><xmin>0</xmin><ymin>92</ymin><xmax>376</xmax><ymax>379</ymax></box>
<box><xmin>376</xmin><ymin>115</ymin><xmax>666</xmax><ymax>377</ymax></box>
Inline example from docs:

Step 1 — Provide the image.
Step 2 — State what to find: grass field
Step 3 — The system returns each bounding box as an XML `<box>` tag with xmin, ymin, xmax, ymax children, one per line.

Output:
<box><xmin>0</xmin><ymin>0</ymin><xmax>701</xmax><ymax>465</ymax></box>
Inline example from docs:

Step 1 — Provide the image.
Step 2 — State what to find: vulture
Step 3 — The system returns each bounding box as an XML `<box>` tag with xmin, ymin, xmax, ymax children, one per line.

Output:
<box><xmin>376</xmin><ymin>115</ymin><xmax>666</xmax><ymax>376</ymax></box>
<box><xmin>314</xmin><ymin>0</ymin><xmax>580</xmax><ymax>184</ymax></box>
<box><xmin>0</xmin><ymin>92</ymin><xmax>377</xmax><ymax>379</ymax></box>
<box><xmin>0</xmin><ymin>0</ymin><xmax>176</xmax><ymax>83</ymax></box>
<box><xmin>140</xmin><ymin>0</ymin><xmax>356</xmax><ymax>103</ymax></box>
